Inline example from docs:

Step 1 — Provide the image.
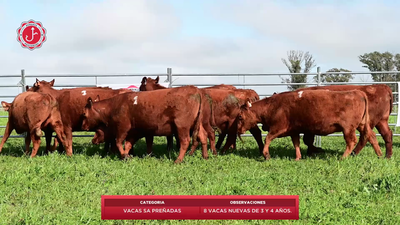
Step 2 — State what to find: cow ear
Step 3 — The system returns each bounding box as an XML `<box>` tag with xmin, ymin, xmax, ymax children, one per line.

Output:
<box><xmin>87</xmin><ymin>97</ymin><xmax>93</xmax><ymax>108</ymax></box>
<box><xmin>141</xmin><ymin>77</ymin><xmax>147</xmax><ymax>84</ymax></box>
<box><xmin>35</xmin><ymin>78</ymin><xmax>40</xmax><ymax>87</ymax></box>
<box><xmin>155</xmin><ymin>76</ymin><xmax>159</xmax><ymax>84</ymax></box>
<box><xmin>25</xmin><ymin>85</ymin><xmax>29</xmax><ymax>91</ymax></box>
<box><xmin>246</xmin><ymin>101</ymin><xmax>252</xmax><ymax>108</ymax></box>
<box><xmin>1</xmin><ymin>101</ymin><xmax>11</xmax><ymax>111</ymax></box>
<box><xmin>49</xmin><ymin>79</ymin><xmax>55</xmax><ymax>87</ymax></box>
<box><xmin>94</xmin><ymin>95</ymin><xmax>100</xmax><ymax>102</ymax></box>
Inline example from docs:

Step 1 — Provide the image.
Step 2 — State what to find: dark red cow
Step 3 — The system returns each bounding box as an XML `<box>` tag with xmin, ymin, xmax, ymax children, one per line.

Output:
<box><xmin>81</xmin><ymin>85</ymin><xmax>208</xmax><ymax>163</ymax></box>
<box><xmin>296</xmin><ymin>84</ymin><xmax>393</xmax><ymax>158</ymax></box>
<box><xmin>235</xmin><ymin>89</ymin><xmax>382</xmax><ymax>160</ymax></box>
<box><xmin>139</xmin><ymin>76</ymin><xmax>261</xmax><ymax>154</ymax></box>
<box><xmin>0</xmin><ymin>92</ymin><xmax>70</xmax><ymax>157</ymax></box>
<box><xmin>189</xmin><ymin>88</ymin><xmax>263</xmax><ymax>155</ymax></box>
<box><xmin>29</xmin><ymin>79</ymin><xmax>132</xmax><ymax>155</ymax></box>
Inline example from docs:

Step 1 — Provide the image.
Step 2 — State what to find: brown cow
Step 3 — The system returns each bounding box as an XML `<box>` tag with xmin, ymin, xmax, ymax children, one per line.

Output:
<box><xmin>188</xmin><ymin>88</ymin><xmax>263</xmax><ymax>155</ymax></box>
<box><xmin>296</xmin><ymin>84</ymin><xmax>393</xmax><ymax>158</ymax></box>
<box><xmin>139</xmin><ymin>76</ymin><xmax>260</xmax><ymax>154</ymax></box>
<box><xmin>29</xmin><ymin>79</ymin><xmax>132</xmax><ymax>155</ymax></box>
<box><xmin>0</xmin><ymin>92</ymin><xmax>70</xmax><ymax>157</ymax></box>
<box><xmin>235</xmin><ymin>90</ymin><xmax>383</xmax><ymax>160</ymax></box>
<box><xmin>81</xmin><ymin>85</ymin><xmax>208</xmax><ymax>163</ymax></box>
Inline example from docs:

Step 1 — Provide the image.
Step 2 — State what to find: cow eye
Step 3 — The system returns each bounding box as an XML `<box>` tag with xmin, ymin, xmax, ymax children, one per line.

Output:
<box><xmin>238</xmin><ymin>115</ymin><xmax>243</xmax><ymax>120</ymax></box>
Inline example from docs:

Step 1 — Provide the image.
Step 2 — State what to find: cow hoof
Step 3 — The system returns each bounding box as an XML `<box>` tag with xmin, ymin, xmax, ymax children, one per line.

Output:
<box><xmin>295</xmin><ymin>158</ymin><xmax>301</xmax><ymax>161</ymax></box>
<box><xmin>263</xmin><ymin>154</ymin><xmax>271</xmax><ymax>160</ymax></box>
<box><xmin>174</xmin><ymin>159</ymin><xmax>183</xmax><ymax>164</ymax></box>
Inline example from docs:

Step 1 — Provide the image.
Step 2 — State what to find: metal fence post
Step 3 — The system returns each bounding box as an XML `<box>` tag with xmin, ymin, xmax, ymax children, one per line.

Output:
<box><xmin>315</xmin><ymin>66</ymin><xmax>322</xmax><ymax>148</ymax></box>
<box><xmin>21</xmin><ymin>69</ymin><xmax>26</xmax><ymax>92</ymax></box>
<box><xmin>167</xmin><ymin>68</ymin><xmax>172</xmax><ymax>88</ymax></box>
<box><xmin>20</xmin><ymin>69</ymin><xmax>28</xmax><ymax>150</ymax></box>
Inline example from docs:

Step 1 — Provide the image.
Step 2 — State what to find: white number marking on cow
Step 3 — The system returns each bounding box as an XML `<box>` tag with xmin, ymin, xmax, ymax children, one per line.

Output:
<box><xmin>298</xmin><ymin>91</ymin><xmax>303</xmax><ymax>98</ymax></box>
<box><xmin>133</xmin><ymin>96</ymin><xmax>138</xmax><ymax>105</ymax></box>
<box><xmin>81</xmin><ymin>90</ymin><xmax>87</xmax><ymax>96</ymax></box>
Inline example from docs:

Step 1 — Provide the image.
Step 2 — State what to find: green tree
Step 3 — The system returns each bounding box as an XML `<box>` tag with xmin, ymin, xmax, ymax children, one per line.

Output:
<box><xmin>395</xmin><ymin>54</ymin><xmax>400</xmax><ymax>71</ymax></box>
<box><xmin>313</xmin><ymin>68</ymin><xmax>353</xmax><ymax>83</ymax></box>
<box><xmin>359</xmin><ymin>51</ymin><xmax>398</xmax><ymax>82</ymax></box>
<box><xmin>280</xmin><ymin>50</ymin><xmax>316</xmax><ymax>90</ymax></box>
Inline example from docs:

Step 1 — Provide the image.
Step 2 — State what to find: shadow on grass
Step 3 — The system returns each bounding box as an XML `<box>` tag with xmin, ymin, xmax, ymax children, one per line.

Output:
<box><xmin>0</xmin><ymin>135</ymin><xmax>387</xmax><ymax>162</ymax></box>
<box><xmin>217</xmin><ymin>145</ymin><xmax>345</xmax><ymax>161</ymax></box>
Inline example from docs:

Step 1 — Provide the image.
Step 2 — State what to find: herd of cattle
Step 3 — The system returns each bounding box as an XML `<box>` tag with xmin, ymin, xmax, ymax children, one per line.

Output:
<box><xmin>0</xmin><ymin>76</ymin><xmax>393</xmax><ymax>163</ymax></box>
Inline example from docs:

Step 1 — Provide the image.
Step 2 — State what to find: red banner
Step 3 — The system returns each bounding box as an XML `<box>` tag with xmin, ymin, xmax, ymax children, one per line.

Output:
<box><xmin>101</xmin><ymin>195</ymin><xmax>299</xmax><ymax>220</ymax></box>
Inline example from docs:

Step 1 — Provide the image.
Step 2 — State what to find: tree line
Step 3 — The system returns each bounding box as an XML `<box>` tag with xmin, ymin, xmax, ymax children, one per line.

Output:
<box><xmin>281</xmin><ymin>50</ymin><xmax>400</xmax><ymax>91</ymax></box>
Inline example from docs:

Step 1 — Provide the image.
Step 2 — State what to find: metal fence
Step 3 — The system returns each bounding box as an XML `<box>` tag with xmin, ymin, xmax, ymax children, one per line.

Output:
<box><xmin>0</xmin><ymin>68</ymin><xmax>399</xmax><ymax>148</ymax></box>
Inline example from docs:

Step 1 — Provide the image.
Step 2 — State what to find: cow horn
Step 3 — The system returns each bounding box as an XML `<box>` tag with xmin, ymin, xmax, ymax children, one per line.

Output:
<box><xmin>247</xmin><ymin>101</ymin><xmax>252</xmax><ymax>108</ymax></box>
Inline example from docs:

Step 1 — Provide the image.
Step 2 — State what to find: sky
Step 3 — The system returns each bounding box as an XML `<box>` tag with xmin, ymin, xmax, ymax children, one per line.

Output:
<box><xmin>1</xmin><ymin>0</ymin><xmax>400</xmax><ymax>101</ymax></box>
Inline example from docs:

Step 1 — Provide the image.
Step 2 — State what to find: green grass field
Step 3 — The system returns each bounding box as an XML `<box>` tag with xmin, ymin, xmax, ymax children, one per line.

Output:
<box><xmin>0</xmin><ymin>112</ymin><xmax>399</xmax><ymax>224</ymax></box>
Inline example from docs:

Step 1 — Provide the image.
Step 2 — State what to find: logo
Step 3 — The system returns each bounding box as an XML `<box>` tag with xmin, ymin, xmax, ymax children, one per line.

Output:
<box><xmin>17</xmin><ymin>19</ymin><xmax>47</xmax><ymax>51</ymax></box>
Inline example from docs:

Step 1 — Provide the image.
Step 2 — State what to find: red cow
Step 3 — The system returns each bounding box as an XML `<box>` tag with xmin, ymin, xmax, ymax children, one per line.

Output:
<box><xmin>235</xmin><ymin>90</ymin><xmax>382</xmax><ymax>160</ymax></box>
<box><xmin>29</xmin><ymin>79</ymin><xmax>131</xmax><ymax>155</ymax></box>
<box><xmin>296</xmin><ymin>84</ymin><xmax>393</xmax><ymax>158</ymax></box>
<box><xmin>139</xmin><ymin>76</ymin><xmax>261</xmax><ymax>154</ymax></box>
<box><xmin>81</xmin><ymin>85</ymin><xmax>208</xmax><ymax>163</ymax></box>
<box><xmin>0</xmin><ymin>92</ymin><xmax>70</xmax><ymax>157</ymax></box>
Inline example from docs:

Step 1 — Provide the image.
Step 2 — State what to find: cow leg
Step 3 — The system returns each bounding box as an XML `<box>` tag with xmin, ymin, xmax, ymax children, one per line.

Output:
<box><xmin>24</xmin><ymin>135</ymin><xmax>31</xmax><ymax>155</ymax></box>
<box><xmin>341</xmin><ymin>130</ymin><xmax>358</xmax><ymax>159</ymax></box>
<box><xmin>174</xmin><ymin>128</ymin><xmax>191</xmax><ymax>164</ymax></box>
<box><xmin>51</xmin><ymin>137</ymin><xmax>59</xmax><ymax>152</ymax></box>
<box><xmin>0</xmin><ymin>120</ymin><xmax>13</xmax><ymax>153</ymax></box>
<box><xmin>175</xmin><ymin>134</ymin><xmax>180</xmax><ymax>150</ymax></box>
<box><xmin>166</xmin><ymin>135</ymin><xmax>174</xmax><ymax>152</ymax></box>
<box><xmin>50</xmin><ymin>121</ymin><xmax>71</xmax><ymax>157</ymax></box>
<box><xmin>262</xmin><ymin>129</ymin><xmax>285</xmax><ymax>160</ymax></box>
<box><xmin>104</xmin><ymin>141</ymin><xmax>110</xmax><ymax>153</ymax></box>
<box><xmin>188</xmin><ymin>137</ymin><xmax>199</xmax><ymax>156</ymax></box>
<box><xmin>62</xmin><ymin>128</ymin><xmax>73</xmax><ymax>156</ymax></box>
<box><xmin>125</xmin><ymin>136</ymin><xmax>140</xmax><ymax>156</ymax></box>
<box><xmin>44</xmin><ymin>129</ymin><xmax>53</xmax><ymax>155</ymax></box>
<box><xmin>291</xmin><ymin>135</ymin><xmax>302</xmax><ymax>161</ymax></box>
<box><xmin>198</xmin><ymin>125</ymin><xmax>209</xmax><ymax>160</ymax></box>
<box><xmin>116</xmin><ymin>134</ymin><xmax>129</xmax><ymax>159</ymax></box>
<box><xmin>303</xmin><ymin>134</ymin><xmax>325</xmax><ymax>155</ymax></box>
<box><xmin>57</xmin><ymin>137</ymin><xmax>64</xmax><ymax>154</ymax></box>
<box><xmin>249</xmin><ymin>126</ymin><xmax>264</xmax><ymax>155</ymax></box>
<box><xmin>110</xmin><ymin>139</ymin><xmax>118</xmax><ymax>154</ymax></box>
<box><xmin>215</xmin><ymin>131</ymin><xmax>227</xmax><ymax>149</ymax></box>
<box><xmin>375</xmin><ymin>120</ymin><xmax>393</xmax><ymax>158</ymax></box>
<box><xmin>145</xmin><ymin>135</ymin><xmax>154</xmax><ymax>155</ymax></box>
<box><xmin>30</xmin><ymin>132</ymin><xmax>42</xmax><ymax>158</ymax></box>
<box><xmin>353</xmin><ymin>124</ymin><xmax>383</xmax><ymax>157</ymax></box>
<box><xmin>221</xmin><ymin>131</ymin><xmax>238</xmax><ymax>154</ymax></box>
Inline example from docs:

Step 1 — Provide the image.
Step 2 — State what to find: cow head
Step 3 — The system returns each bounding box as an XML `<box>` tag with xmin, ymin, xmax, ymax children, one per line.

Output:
<box><xmin>30</xmin><ymin>78</ymin><xmax>56</xmax><ymax>92</ymax></box>
<box><xmin>1</xmin><ymin>101</ymin><xmax>11</xmax><ymax>112</ymax></box>
<box><xmin>82</xmin><ymin>96</ymin><xmax>102</xmax><ymax>131</ymax></box>
<box><xmin>92</xmin><ymin>127</ymin><xmax>106</xmax><ymax>145</ymax></box>
<box><xmin>139</xmin><ymin>76</ymin><xmax>163</xmax><ymax>91</ymax></box>
<box><xmin>236</xmin><ymin>100</ymin><xmax>258</xmax><ymax>135</ymax></box>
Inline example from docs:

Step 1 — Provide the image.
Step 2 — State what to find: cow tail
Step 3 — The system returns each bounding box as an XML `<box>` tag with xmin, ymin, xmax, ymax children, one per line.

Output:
<box><xmin>361</xmin><ymin>92</ymin><xmax>370</xmax><ymax>141</ymax></box>
<box><xmin>207</xmin><ymin>93</ymin><xmax>219</xmax><ymax>133</ymax></box>
<box><xmin>191</xmin><ymin>90</ymin><xmax>203</xmax><ymax>142</ymax></box>
<box><xmin>388</xmin><ymin>85</ymin><xmax>393</xmax><ymax>114</ymax></box>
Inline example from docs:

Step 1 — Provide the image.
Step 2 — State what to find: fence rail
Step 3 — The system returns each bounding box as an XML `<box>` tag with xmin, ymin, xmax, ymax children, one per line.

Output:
<box><xmin>1</xmin><ymin>68</ymin><xmax>400</xmax><ymax>149</ymax></box>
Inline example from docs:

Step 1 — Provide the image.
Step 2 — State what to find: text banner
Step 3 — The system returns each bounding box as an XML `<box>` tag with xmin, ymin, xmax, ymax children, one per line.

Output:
<box><xmin>101</xmin><ymin>195</ymin><xmax>299</xmax><ymax>220</ymax></box>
